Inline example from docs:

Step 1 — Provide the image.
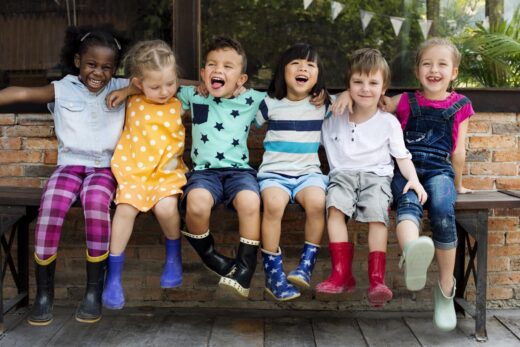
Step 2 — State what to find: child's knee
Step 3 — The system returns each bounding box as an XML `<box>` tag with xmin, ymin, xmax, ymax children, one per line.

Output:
<box><xmin>187</xmin><ymin>190</ymin><xmax>213</xmax><ymax>217</ymax></box>
<box><xmin>234</xmin><ymin>190</ymin><xmax>260</xmax><ymax>214</ymax></box>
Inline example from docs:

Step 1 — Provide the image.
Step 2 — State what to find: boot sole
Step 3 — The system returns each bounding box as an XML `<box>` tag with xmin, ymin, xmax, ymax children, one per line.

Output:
<box><xmin>403</xmin><ymin>237</ymin><xmax>434</xmax><ymax>291</ymax></box>
<box><xmin>75</xmin><ymin>315</ymin><xmax>102</xmax><ymax>324</ymax></box>
<box><xmin>287</xmin><ymin>275</ymin><xmax>310</xmax><ymax>289</ymax></box>
<box><xmin>27</xmin><ymin>317</ymin><xmax>53</xmax><ymax>326</ymax></box>
<box><xmin>160</xmin><ymin>280</ymin><xmax>182</xmax><ymax>289</ymax></box>
<box><xmin>265</xmin><ymin>288</ymin><xmax>300</xmax><ymax>301</ymax></box>
<box><xmin>218</xmin><ymin>277</ymin><xmax>249</xmax><ymax>298</ymax></box>
<box><xmin>368</xmin><ymin>289</ymin><xmax>393</xmax><ymax>307</ymax></box>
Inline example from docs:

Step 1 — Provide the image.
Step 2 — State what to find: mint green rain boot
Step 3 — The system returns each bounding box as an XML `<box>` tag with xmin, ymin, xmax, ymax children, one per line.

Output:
<box><xmin>433</xmin><ymin>277</ymin><xmax>457</xmax><ymax>332</ymax></box>
<box><xmin>399</xmin><ymin>236</ymin><xmax>434</xmax><ymax>291</ymax></box>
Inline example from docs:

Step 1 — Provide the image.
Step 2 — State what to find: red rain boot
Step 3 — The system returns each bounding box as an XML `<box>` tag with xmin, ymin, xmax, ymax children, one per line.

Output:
<box><xmin>367</xmin><ymin>251</ymin><xmax>393</xmax><ymax>307</ymax></box>
<box><xmin>315</xmin><ymin>242</ymin><xmax>356</xmax><ymax>294</ymax></box>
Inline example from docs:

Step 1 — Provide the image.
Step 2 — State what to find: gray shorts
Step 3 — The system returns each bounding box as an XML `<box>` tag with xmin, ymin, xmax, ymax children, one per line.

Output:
<box><xmin>326</xmin><ymin>170</ymin><xmax>393</xmax><ymax>226</ymax></box>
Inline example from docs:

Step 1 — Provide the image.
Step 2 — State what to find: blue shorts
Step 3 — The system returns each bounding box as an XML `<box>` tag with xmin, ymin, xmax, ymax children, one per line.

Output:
<box><xmin>180</xmin><ymin>168</ymin><xmax>260</xmax><ymax>212</ymax></box>
<box><xmin>257</xmin><ymin>172</ymin><xmax>328</xmax><ymax>203</ymax></box>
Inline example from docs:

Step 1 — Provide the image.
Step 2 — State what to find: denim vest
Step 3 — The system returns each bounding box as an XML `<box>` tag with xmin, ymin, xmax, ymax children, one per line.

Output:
<box><xmin>404</xmin><ymin>92</ymin><xmax>470</xmax><ymax>162</ymax></box>
<box><xmin>48</xmin><ymin>75</ymin><xmax>128</xmax><ymax>167</ymax></box>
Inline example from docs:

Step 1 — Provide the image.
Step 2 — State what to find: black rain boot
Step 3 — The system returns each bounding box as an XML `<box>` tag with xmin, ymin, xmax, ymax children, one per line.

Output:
<box><xmin>27</xmin><ymin>255</ymin><xmax>56</xmax><ymax>326</ymax></box>
<box><xmin>219</xmin><ymin>238</ymin><xmax>260</xmax><ymax>298</ymax></box>
<box><xmin>75</xmin><ymin>256</ymin><xmax>106</xmax><ymax>323</ymax></box>
<box><xmin>182</xmin><ymin>230</ymin><xmax>234</xmax><ymax>276</ymax></box>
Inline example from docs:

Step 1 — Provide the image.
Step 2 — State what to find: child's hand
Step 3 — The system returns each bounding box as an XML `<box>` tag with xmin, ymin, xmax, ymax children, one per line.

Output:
<box><xmin>106</xmin><ymin>89</ymin><xmax>128</xmax><ymax>108</ymax></box>
<box><xmin>403</xmin><ymin>179</ymin><xmax>428</xmax><ymax>205</ymax></box>
<box><xmin>331</xmin><ymin>90</ymin><xmax>353</xmax><ymax>116</ymax></box>
<box><xmin>310</xmin><ymin>90</ymin><xmax>326</xmax><ymax>107</ymax></box>
<box><xmin>456</xmin><ymin>186</ymin><xmax>473</xmax><ymax>194</ymax></box>
<box><xmin>379</xmin><ymin>94</ymin><xmax>400</xmax><ymax>113</ymax></box>
<box><xmin>196</xmin><ymin>83</ymin><xmax>209</xmax><ymax>97</ymax></box>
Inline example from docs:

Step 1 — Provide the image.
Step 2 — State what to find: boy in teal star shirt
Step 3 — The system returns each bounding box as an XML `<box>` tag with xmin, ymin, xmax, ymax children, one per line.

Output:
<box><xmin>178</xmin><ymin>37</ymin><xmax>265</xmax><ymax>298</ymax></box>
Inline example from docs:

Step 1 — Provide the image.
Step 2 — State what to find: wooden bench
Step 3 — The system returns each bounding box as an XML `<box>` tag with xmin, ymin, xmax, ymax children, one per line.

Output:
<box><xmin>1</xmin><ymin>186</ymin><xmax>519</xmax><ymax>340</ymax></box>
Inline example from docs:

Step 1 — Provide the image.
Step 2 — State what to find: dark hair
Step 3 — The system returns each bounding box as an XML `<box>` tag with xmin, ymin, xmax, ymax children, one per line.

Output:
<box><xmin>268</xmin><ymin>43</ymin><xmax>330</xmax><ymax>103</ymax></box>
<box><xmin>205</xmin><ymin>36</ymin><xmax>247</xmax><ymax>73</ymax></box>
<box><xmin>60</xmin><ymin>25</ymin><xmax>125</xmax><ymax>75</ymax></box>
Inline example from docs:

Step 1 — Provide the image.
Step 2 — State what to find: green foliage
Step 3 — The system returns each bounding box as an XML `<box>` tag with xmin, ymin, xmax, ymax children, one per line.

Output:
<box><xmin>455</xmin><ymin>6</ymin><xmax>520</xmax><ymax>87</ymax></box>
<box><xmin>202</xmin><ymin>0</ymin><xmax>426</xmax><ymax>88</ymax></box>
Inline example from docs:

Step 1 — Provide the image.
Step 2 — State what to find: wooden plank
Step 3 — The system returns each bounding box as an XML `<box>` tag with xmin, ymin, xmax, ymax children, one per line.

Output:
<box><xmin>313</xmin><ymin>317</ymin><xmax>366</xmax><ymax>347</ymax></box>
<box><xmin>209</xmin><ymin>316</ymin><xmax>264</xmax><ymax>347</ymax></box>
<box><xmin>150</xmin><ymin>312</ymin><xmax>213</xmax><ymax>346</ymax></box>
<box><xmin>494</xmin><ymin>316</ymin><xmax>520</xmax><ymax>340</ymax></box>
<box><xmin>404</xmin><ymin>317</ymin><xmax>479</xmax><ymax>346</ymax></box>
<box><xmin>357</xmin><ymin>318</ymin><xmax>420</xmax><ymax>347</ymax></box>
<box><xmin>264</xmin><ymin>317</ymin><xmax>315</xmax><ymax>347</ymax></box>
<box><xmin>0</xmin><ymin>306</ymin><xmax>73</xmax><ymax>346</ymax></box>
<box><xmin>459</xmin><ymin>315</ymin><xmax>520</xmax><ymax>344</ymax></box>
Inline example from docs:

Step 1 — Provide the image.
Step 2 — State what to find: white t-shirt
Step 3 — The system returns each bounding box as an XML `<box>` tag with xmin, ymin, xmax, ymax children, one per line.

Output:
<box><xmin>321</xmin><ymin>109</ymin><xmax>411</xmax><ymax>176</ymax></box>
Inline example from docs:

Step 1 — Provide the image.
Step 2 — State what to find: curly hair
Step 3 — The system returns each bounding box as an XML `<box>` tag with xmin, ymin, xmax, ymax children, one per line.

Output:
<box><xmin>60</xmin><ymin>25</ymin><xmax>126</xmax><ymax>75</ymax></box>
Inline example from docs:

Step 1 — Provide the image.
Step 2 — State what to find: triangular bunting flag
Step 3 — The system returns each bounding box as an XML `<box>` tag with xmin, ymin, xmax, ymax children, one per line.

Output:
<box><xmin>418</xmin><ymin>18</ymin><xmax>433</xmax><ymax>39</ymax></box>
<box><xmin>303</xmin><ymin>0</ymin><xmax>313</xmax><ymax>10</ymax></box>
<box><xmin>360</xmin><ymin>10</ymin><xmax>374</xmax><ymax>31</ymax></box>
<box><xmin>331</xmin><ymin>1</ymin><xmax>344</xmax><ymax>21</ymax></box>
<box><xmin>389</xmin><ymin>16</ymin><xmax>405</xmax><ymax>36</ymax></box>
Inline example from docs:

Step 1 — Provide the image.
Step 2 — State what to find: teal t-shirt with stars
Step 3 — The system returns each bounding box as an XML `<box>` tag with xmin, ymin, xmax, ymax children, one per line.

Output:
<box><xmin>177</xmin><ymin>86</ymin><xmax>266</xmax><ymax>170</ymax></box>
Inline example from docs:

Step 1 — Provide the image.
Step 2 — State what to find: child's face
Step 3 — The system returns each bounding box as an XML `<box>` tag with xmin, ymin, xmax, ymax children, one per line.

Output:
<box><xmin>284</xmin><ymin>59</ymin><xmax>318</xmax><ymax>101</ymax></box>
<box><xmin>74</xmin><ymin>45</ymin><xmax>116</xmax><ymax>93</ymax></box>
<box><xmin>200</xmin><ymin>48</ymin><xmax>248</xmax><ymax>99</ymax></box>
<box><xmin>416</xmin><ymin>45</ymin><xmax>458</xmax><ymax>99</ymax></box>
<box><xmin>349</xmin><ymin>70</ymin><xmax>385</xmax><ymax>110</ymax></box>
<box><xmin>134</xmin><ymin>67</ymin><xmax>177</xmax><ymax>104</ymax></box>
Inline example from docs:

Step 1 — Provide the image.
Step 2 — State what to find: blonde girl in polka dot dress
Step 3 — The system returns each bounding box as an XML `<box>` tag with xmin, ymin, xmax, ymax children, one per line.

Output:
<box><xmin>102</xmin><ymin>40</ymin><xmax>188</xmax><ymax>309</ymax></box>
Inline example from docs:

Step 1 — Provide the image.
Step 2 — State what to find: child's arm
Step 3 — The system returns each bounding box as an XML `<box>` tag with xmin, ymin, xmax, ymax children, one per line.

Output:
<box><xmin>330</xmin><ymin>90</ymin><xmax>353</xmax><ymax>115</ymax></box>
<box><xmin>395</xmin><ymin>158</ymin><xmax>428</xmax><ymax>204</ymax></box>
<box><xmin>106</xmin><ymin>83</ymin><xmax>140</xmax><ymax>108</ymax></box>
<box><xmin>0</xmin><ymin>85</ymin><xmax>55</xmax><ymax>105</ymax></box>
<box><xmin>380</xmin><ymin>94</ymin><xmax>401</xmax><ymax>113</ymax></box>
<box><xmin>451</xmin><ymin>118</ymin><xmax>472</xmax><ymax>194</ymax></box>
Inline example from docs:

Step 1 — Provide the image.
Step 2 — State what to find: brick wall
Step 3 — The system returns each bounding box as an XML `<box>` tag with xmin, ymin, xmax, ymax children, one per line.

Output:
<box><xmin>1</xmin><ymin>111</ymin><xmax>519</xmax><ymax>311</ymax></box>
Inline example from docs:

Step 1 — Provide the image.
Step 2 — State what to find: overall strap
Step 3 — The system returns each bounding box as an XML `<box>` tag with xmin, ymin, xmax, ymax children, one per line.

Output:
<box><xmin>442</xmin><ymin>96</ymin><xmax>470</xmax><ymax>119</ymax></box>
<box><xmin>407</xmin><ymin>92</ymin><xmax>421</xmax><ymax>118</ymax></box>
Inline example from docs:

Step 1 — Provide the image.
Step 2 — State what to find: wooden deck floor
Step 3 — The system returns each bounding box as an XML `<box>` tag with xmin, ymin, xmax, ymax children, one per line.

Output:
<box><xmin>1</xmin><ymin>306</ymin><xmax>520</xmax><ymax>346</ymax></box>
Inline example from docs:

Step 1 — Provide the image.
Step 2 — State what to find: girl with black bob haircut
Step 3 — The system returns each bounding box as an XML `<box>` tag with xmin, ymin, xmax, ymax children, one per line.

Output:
<box><xmin>267</xmin><ymin>42</ymin><xmax>330</xmax><ymax>104</ymax></box>
<box><xmin>256</xmin><ymin>43</ymin><xmax>330</xmax><ymax>301</ymax></box>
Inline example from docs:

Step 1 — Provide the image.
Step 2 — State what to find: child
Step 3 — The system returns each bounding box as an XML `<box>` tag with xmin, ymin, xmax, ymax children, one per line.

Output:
<box><xmin>0</xmin><ymin>26</ymin><xmax>127</xmax><ymax>324</ymax></box>
<box><xmin>101</xmin><ymin>40</ymin><xmax>188</xmax><ymax>310</ymax></box>
<box><xmin>177</xmin><ymin>36</ymin><xmax>266</xmax><ymax>298</ymax></box>
<box><xmin>385</xmin><ymin>38</ymin><xmax>474</xmax><ymax>331</ymax></box>
<box><xmin>318</xmin><ymin>48</ymin><xmax>427</xmax><ymax>308</ymax></box>
<box><xmin>256</xmin><ymin>43</ymin><xmax>330</xmax><ymax>301</ymax></box>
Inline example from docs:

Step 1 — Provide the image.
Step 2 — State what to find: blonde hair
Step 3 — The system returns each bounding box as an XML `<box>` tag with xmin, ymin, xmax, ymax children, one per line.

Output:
<box><xmin>345</xmin><ymin>48</ymin><xmax>391</xmax><ymax>90</ymax></box>
<box><xmin>123</xmin><ymin>40</ymin><xmax>177</xmax><ymax>80</ymax></box>
<box><xmin>416</xmin><ymin>37</ymin><xmax>461</xmax><ymax>68</ymax></box>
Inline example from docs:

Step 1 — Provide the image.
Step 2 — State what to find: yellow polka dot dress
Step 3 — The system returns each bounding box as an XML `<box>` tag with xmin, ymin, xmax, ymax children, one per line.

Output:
<box><xmin>111</xmin><ymin>95</ymin><xmax>188</xmax><ymax>211</ymax></box>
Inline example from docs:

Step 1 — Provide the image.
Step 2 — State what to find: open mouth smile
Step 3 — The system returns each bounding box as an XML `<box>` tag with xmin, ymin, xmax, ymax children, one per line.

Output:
<box><xmin>211</xmin><ymin>77</ymin><xmax>225</xmax><ymax>89</ymax></box>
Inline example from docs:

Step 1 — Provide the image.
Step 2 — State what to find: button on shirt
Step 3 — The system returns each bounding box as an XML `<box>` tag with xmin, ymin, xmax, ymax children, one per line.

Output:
<box><xmin>48</xmin><ymin>75</ymin><xmax>129</xmax><ymax>167</ymax></box>
<box><xmin>321</xmin><ymin>109</ymin><xmax>411</xmax><ymax>176</ymax></box>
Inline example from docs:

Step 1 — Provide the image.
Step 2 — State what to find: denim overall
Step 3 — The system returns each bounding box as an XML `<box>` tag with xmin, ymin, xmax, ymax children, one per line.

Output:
<box><xmin>391</xmin><ymin>92</ymin><xmax>470</xmax><ymax>250</ymax></box>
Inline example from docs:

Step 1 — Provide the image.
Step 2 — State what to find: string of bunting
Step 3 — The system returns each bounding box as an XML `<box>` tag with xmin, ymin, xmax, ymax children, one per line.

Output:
<box><xmin>302</xmin><ymin>0</ymin><xmax>489</xmax><ymax>38</ymax></box>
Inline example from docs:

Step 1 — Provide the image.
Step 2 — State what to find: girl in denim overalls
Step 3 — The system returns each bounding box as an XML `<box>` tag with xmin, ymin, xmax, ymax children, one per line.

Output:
<box><xmin>0</xmin><ymin>26</ymin><xmax>127</xmax><ymax>325</ymax></box>
<box><xmin>386</xmin><ymin>38</ymin><xmax>474</xmax><ymax>331</ymax></box>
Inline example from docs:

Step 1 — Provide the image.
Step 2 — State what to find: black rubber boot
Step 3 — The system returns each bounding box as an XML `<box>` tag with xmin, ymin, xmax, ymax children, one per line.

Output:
<box><xmin>219</xmin><ymin>238</ymin><xmax>260</xmax><ymax>298</ymax></box>
<box><xmin>75</xmin><ymin>259</ymin><xmax>106</xmax><ymax>323</ymax></box>
<box><xmin>27</xmin><ymin>258</ymin><xmax>56</xmax><ymax>326</ymax></box>
<box><xmin>182</xmin><ymin>230</ymin><xmax>234</xmax><ymax>276</ymax></box>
